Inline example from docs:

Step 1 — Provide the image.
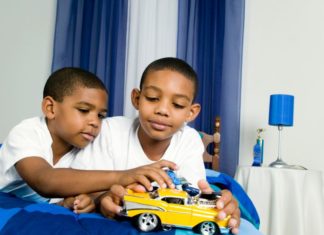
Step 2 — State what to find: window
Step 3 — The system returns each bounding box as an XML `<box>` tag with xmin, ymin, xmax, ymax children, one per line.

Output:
<box><xmin>162</xmin><ymin>197</ymin><xmax>185</xmax><ymax>205</ymax></box>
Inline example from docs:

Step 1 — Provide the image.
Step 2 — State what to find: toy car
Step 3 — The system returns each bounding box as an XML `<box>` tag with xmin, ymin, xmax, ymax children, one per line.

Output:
<box><xmin>120</xmin><ymin>188</ymin><xmax>230</xmax><ymax>235</ymax></box>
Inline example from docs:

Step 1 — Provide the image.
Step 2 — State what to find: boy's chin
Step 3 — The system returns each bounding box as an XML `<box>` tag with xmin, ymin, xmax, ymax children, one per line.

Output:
<box><xmin>147</xmin><ymin>133</ymin><xmax>173</xmax><ymax>142</ymax></box>
<box><xmin>73</xmin><ymin>141</ymin><xmax>91</xmax><ymax>149</ymax></box>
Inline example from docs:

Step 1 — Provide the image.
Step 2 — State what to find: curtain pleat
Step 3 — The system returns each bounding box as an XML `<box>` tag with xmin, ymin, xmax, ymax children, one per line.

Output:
<box><xmin>219</xmin><ymin>0</ymin><xmax>245</xmax><ymax>176</ymax></box>
<box><xmin>52</xmin><ymin>0</ymin><xmax>128</xmax><ymax>116</ymax></box>
<box><xmin>123</xmin><ymin>0</ymin><xmax>178</xmax><ymax>117</ymax></box>
<box><xmin>177</xmin><ymin>0</ymin><xmax>245</xmax><ymax>176</ymax></box>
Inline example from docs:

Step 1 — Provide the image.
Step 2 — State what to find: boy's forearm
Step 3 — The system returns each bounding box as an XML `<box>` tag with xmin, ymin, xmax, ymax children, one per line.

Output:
<box><xmin>34</xmin><ymin>168</ymin><xmax>123</xmax><ymax>197</ymax></box>
<box><xmin>15</xmin><ymin>157</ymin><xmax>176</xmax><ymax>198</ymax></box>
<box><xmin>15</xmin><ymin>157</ymin><xmax>124</xmax><ymax>198</ymax></box>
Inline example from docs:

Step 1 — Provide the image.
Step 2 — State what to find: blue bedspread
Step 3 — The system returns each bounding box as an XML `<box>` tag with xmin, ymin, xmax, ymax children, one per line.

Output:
<box><xmin>0</xmin><ymin>171</ymin><xmax>261</xmax><ymax>235</ymax></box>
<box><xmin>0</xmin><ymin>192</ymin><xmax>173</xmax><ymax>235</ymax></box>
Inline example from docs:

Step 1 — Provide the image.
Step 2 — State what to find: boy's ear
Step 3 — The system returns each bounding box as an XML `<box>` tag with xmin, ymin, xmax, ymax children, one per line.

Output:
<box><xmin>42</xmin><ymin>96</ymin><xmax>56</xmax><ymax>119</ymax></box>
<box><xmin>186</xmin><ymin>103</ymin><xmax>201</xmax><ymax>122</ymax></box>
<box><xmin>131</xmin><ymin>88</ymin><xmax>141</xmax><ymax>110</ymax></box>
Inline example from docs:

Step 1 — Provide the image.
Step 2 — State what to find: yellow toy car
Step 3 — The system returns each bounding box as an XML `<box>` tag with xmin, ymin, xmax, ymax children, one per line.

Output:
<box><xmin>120</xmin><ymin>188</ymin><xmax>230</xmax><ymax>235</ymax></box>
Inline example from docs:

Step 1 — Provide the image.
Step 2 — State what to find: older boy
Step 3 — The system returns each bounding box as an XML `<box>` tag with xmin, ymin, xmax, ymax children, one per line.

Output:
<box><xmin>72</xmin><ymin>58</ymin><xmax>241</xmax><ymax>233</ymax></box>
<box><xmin>0</xmin><ymin>67</ymin><xmax>176</xmax><ymax>211</ymax></box>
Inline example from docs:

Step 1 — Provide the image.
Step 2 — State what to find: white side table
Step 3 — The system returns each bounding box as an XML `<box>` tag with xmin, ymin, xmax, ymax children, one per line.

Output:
<box><xmin>235</xmin><ymin>166</ymin><xmax>324</xmax><ymax>235</ymax></box>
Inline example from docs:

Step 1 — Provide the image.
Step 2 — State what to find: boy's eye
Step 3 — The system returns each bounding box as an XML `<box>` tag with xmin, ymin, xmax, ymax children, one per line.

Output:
<box><xmin>98</xmin><ymin>112</ymin><xmax>107</xmax><ymax>119</ymax></box>
<box><xmin>145</xmin><ymin>96</ymin><xmax>159</xmax><ymax>102</ymax></box>
<box><xmin>173</xmin><ymin>103</ymin><xmax>185</xmax><ymax>109</ymax></box>
<box><xmin>77</xmin><ymin>108</ymin><xmax>89</xmax><ymax>113</ymax></box>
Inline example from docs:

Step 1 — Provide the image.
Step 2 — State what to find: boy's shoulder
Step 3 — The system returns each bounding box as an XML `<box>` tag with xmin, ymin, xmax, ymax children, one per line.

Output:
<box><xmin>105</xmin><ymin>116</ymin><xmax>133</xmax><ymax>124</ymax></box>
<box><xmin>3</xmin><ymin>116</ymin><xmax>51</xmax><ymax>148</ymax></box>
<box><xmin>172</xmin><ymin>124</ymin><xmax>203</xmax><ymax>147</ymax></box>
<box><xmin>104</xmin><ymin>116</ymin><xmax>136</xmax><ymax>131</ymax></box>
<box><xmin>180</xmin><ymin>124</ymin><xmax>201</xmax><ymax>137</ymax></box>
<box><xmin>10</xmin><ymin>117</ymin><xmax>47</xmax><ymax>134</ymax></box>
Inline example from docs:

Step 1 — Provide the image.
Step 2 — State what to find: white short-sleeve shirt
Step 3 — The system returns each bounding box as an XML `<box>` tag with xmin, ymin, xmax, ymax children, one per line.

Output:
<box><xmin>0</xmin><ymin>117</ymin><xmax>78</xmax><ymax>202</ymax></box>
<box><xmin>73</xmin><ymin>116</ymin><xmax>206</xmax><ymax>187</ymax></box>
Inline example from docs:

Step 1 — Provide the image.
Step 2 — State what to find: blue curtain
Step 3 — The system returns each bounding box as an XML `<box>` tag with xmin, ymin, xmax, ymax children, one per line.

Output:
<box><xmin>177</xmin><ymin>0</ymin><xmax>245</xmax><ymax>176</ymax></box>
<box><xmin>52</xmin><ymin>0</ymin><xmax>128</xmax><ymax>116</ymax></box>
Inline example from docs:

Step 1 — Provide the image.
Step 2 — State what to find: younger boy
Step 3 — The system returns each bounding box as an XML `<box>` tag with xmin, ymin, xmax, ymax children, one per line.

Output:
<box><xmin>0</xmin><ymin>67</ymin><xmax>176</xmax><ymax>211</ymax></box>
<box><xmin>72</xmin><ymin>58</ymin><xmax>241</xmax><ymax>233</ymax></box>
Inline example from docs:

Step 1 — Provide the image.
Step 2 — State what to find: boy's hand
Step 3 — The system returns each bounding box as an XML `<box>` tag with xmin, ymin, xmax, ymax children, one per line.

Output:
<box><xmin>73</xmin><ymin>194</ymin><xmax>96</xmax><ymax>213</ymax></box>
<box><xmin>97</xmin><ymin>185</ymin><xmax>126</xmax><ymax>218</ymax></box>
<box><xmin>117</xmin><ymin>160</ymin><xmax>177</xmax><ymax>191</ymax></box>
<box><xmin>197</xmin><ymin>179</ymin><xmax>240</xmax><ymax>234</ymax></box>
<box><xmin>97</xmin><ymin>183</ymin><xmax>148</xmax><ymax>218</ymax></box>
<box><xmin>60</xmin><ymin>194</ymin><xmax>95</xmax><ymax>214</ymax></box>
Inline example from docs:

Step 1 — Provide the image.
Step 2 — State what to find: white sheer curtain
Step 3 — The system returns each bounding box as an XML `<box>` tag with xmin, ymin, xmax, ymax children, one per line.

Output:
<box><xmin>123</xmin><ymin>0</ymin><xmax>178</xmax><ymax>117</ymax></box>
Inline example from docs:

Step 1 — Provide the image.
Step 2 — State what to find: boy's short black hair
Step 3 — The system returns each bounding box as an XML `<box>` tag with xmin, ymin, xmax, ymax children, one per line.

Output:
<box><xmin>43</xmin><ymin>67</ymin><xmax>108</xmax><ymax>102</ymax></box>
<box><xmin>140</xmin><ymin>57</ymin><xmax>198</xmax><ymax>100</ymax></box>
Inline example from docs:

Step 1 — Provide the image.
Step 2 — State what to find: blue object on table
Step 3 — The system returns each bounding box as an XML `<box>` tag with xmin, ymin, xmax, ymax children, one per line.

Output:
<box><xmin>252</xmin><ymin>138</ymin><xmax>264</xmax><ymax>167</ymax></box>
<box><xmin>268</xmin><ymin>94</ymin><xmax>294</xmax><ymax>126</ymax></box>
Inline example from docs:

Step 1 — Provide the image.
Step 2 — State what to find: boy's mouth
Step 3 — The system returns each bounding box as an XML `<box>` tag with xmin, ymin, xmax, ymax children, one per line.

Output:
<box><xmin>81</xmin><ymin>132</ymin><xmax>96</xmax><ymax>142</ymax></box>
<box><xmin>149</xmin><ymin>120</ymin><xmax>171</xmax><ymax>131</ymax></box>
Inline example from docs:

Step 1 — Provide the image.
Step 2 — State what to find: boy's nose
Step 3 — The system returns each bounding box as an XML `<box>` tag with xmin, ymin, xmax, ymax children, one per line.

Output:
<box><xmin>89</xmin><ymin>115</ymin><xmax>101</xmax><ymax>128</ymax></box>
<box><xmin>155</xmin><ymin>101</ymin><xmax>169</xmax><ymax>116</ymax></box>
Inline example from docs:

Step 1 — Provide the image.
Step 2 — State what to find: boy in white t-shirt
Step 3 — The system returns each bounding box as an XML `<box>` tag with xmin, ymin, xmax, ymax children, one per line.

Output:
<box><xmin>0</xmin><ymin>67</ymin><xmax>175</xmax><ymax>213</ymax></box>
<box><xmin>75</xmin><ymin>116</ymin><xmax>205</xmax><ymax>187</ymax></box>
<box><xmin>73</xmin><ymin>58</ymin><xmax>241</xmax><ymax>233</ymax></box>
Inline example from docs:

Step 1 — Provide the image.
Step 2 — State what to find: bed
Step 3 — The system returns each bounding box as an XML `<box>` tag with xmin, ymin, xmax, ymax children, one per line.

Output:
<box><xmin>0</xmin><ymin>170</ymin><xmax>259</xmax><ymax>235</ymax></box>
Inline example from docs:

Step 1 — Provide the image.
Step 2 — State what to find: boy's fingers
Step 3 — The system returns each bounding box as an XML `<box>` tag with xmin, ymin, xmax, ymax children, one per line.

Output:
<box><xmin>151</xmin><ymin>160</ymin><xmax>178</xmax><ymax>171</ymax></box>
<box><xmin>132</xmin><ymin>174</ymin><xmax>153</xmax><ymax>191</ymax></box>
<box><xmin>73</xmin><ymin>194</ymin><xmax>94</xmax><ymax>213</ymax></box>
<box><xmin>231</xmin><ymin>227</ymin><xmax>240</xmax><ymax>235</ymax></box>
<box><xmin>122</xmin><ymin>161</ymin><xmax>178</xmax><ymax>190</ymax></box>
<box><xmin>127</xmin><ymin>183</ymin><xmax>147</xmax><ymax>192</ymax></box>
<box><xmin>228</xmin><ymin>208</ymin><xmax>240</xmax><ymax>234</ymax></box>
<box><xmin>197</xmin><ymin>179</ymin><xmax>213</xmax><ymax>193</ymax></box>
<box><xmin>217</xmin><ymin>189</ymin><xmax>241</xmax><ymax>233</ymax></box>
<box><xmin>110</xmin><ymin>184</ymin><xmax>127</xmax><ymax>197</ymax></box>
<box><xmin>100</xmin><ymin>192</ymin><xmax>123</xmax><ymax>218</ymax></box>
<box><xmin>145</xmin><ymin>168</ymin><xmax>174</xmax><ymax>189</ymax></box>
<box><xmin>73</xmin><ymin>198</ymin><xmax>80</xmax><ymax>206</ymax></box>
<box><xmin>74</xmin><ymin>203</ymin><xmax>96</xmax><ymax>214</ymax></box>
<box><xmin>217</xmin><ymin>189</ymin><xmax>238</xmax><ymax>212</ymax></box>
<box><xmin>131</xmin><ymin>169</ymin><xmax>172</xmax><ymax>190</ymax></box>
<box><xmin>197</xmin><ymin>181</ymin><xmax>241</xmax><ymax>233</ymax></box>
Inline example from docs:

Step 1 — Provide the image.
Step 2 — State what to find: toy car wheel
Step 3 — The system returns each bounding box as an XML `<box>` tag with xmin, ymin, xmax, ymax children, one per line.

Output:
<box><xmin>198</xmin><ymin>221</ymin><xmax>220</xmax><ymax>235</ymax></box>
<box><xmin>137</xmin><ymin>213</ymin><xmax>160</xmax><ymax>232</ymax></box>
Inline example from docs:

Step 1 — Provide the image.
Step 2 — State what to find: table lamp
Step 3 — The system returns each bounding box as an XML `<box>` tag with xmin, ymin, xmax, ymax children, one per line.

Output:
<box><xmin>268</xmin><ymin>94</ymin><xmax>294</xmax><ymax>168</ymax></box>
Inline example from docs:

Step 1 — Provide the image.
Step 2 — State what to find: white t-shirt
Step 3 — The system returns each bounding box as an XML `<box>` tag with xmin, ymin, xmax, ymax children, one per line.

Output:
<box><xmin>72</xmin><ymin>116</ymin><xmax>206</xmax><ymax>187</ymax></box>
<box><xmin>0</xmin><ymin>117</ymin><xmax>78</xmax><ymax>202</ymax></box>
